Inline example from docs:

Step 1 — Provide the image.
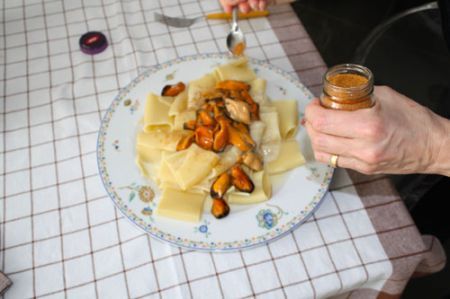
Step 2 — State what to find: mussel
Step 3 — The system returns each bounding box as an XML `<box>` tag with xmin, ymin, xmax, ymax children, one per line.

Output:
<box><xmin>211</xmin><ymin>198</ymin><xmax>230</xmax><ymax>219</ymax></box>
<box><xmin>228</xmin><ymin>124</ymin><xmax>255</xmax><ymax>152</ymax></box>
<box><xmin>194</xmin><ymin>126</ymin><xmax>214</xmax><ymax>150</ymax></box>
<box><xmin>230</xmin><ymin>165</ymin><xmax>254</xmax><ymax>193</ymax></box>
<box><xmin>210</xmin><ymin>172</ymin><xmax>231</xmax><ymax>198</ymax></box>
<box><xmin>197</xmin><ymin>109</ymin><xmax>216</xmax><ymax>126</ymax></box>
<box><xmin>224</xmin><ymin>98</ymin><xmax>251</xmax><ymax>125</ymax></box>
<box><xmin>183</xmin><ymin>119</ymin><xmax>197</xmax><ymax>131</ymax></box>
<box><xmin>240</xmin><ymin>90</ymin><xmax>260</xmax><ymax>120</ymax></box>
<box><xmin>241</xmin><ymin>151</ymin><xmax>263</xmax><ymax>171</ymax></box>
<box><xmin>216</xmin><ymin>80</ymin><xmax>250</xmax><ymax>91</ymax></box>
<box><xmin>161</xmin><ymin>82</ymin><xmax>185</xmax><ymax>97</ymax></box>
<box><xmin>212</xmin><ymin>117</ymin><xmax>229</xmax><ymax>152</ymax></box>
<box><xmin>176</xmin><ymin>132</ymin><xmax>195</xmax><ymax>151</ymax></box>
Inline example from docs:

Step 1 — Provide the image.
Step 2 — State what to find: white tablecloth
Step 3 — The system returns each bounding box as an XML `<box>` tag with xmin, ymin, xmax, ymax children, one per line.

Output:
<box><xmin>0</xmin><ymin>1</ymin><xmax>445</xmax><ymax>298</ymax></box>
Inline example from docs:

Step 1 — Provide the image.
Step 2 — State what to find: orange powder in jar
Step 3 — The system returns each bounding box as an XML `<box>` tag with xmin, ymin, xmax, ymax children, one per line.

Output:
<box><xmin>320</xmin><ymin>64</ymin><xmax>375</xmax><ymax>111</ymax></box>
<box><xmin>328</xmin><ymin>73</ymin><xmax>368</xmax><ymax>88</ymax></box>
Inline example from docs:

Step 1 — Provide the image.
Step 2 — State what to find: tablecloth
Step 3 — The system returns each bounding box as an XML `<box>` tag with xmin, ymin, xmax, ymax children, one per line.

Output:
<box><xmin>0</xmin><ymin>0</ymin><xmax>446</xmax><ymax>298</ymax></box>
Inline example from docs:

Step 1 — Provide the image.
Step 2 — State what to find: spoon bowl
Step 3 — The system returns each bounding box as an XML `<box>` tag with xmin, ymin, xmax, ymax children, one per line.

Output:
<box><xmin>226</xmin><ymin>7</ymin><xmax>246</xmax><ymax>56</ymax></box>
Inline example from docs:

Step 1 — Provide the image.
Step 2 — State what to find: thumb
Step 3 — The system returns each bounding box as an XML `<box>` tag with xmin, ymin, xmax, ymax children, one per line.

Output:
<box><xmin>304</xmin><ymin>98</ymin><xmax>322</xmax><ymax>121</ymax></box>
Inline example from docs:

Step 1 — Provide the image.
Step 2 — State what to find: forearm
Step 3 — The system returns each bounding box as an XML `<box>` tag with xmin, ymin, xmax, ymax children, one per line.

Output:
<box><xmin>428</xmin><ymin>114</ymin><xmax>450</xmax><ymax>177</ymax></box>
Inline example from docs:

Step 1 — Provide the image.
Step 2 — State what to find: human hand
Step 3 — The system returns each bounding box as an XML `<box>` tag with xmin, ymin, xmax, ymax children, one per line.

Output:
<box><xmin>219</xmin><ymin>0</ymin><xmax>268</xmax><ymax>13</ymax></box>
<box><xmin>304</xmin><ymin>86</ymin><xmax>450</xmax><ymax>175</ymax></box>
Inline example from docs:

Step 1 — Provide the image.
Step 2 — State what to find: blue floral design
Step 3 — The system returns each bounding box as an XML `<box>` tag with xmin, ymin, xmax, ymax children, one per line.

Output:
<box><xmin>199</xmin><ymin>225</ymin><xmax>208</xmax><ymax>233</ymax></box>
<box><xmin>257</xmin><ymin>209</ymin><xmax>278</xmax><ymax>229</ymax></box>
<box><xmin>141</xmin><ymin>204</ymin><xmax>156</xmax><ymax>222</ymax></box>
<box><xmin>256</xmin><ymin>204</ymin><xmax>287</xmax><ymax>230</ymax></box>
<box><xmin>194</xmin><ymin>220</ymin><xmax>211</xmax><ymax>238</ymax></box>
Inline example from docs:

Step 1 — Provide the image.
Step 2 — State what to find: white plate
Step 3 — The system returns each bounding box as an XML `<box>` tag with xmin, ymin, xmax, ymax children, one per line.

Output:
<box><xmin>97</xmin><ymin>53</ymin><xmax>333</xmax><ymax>252</ymax></box>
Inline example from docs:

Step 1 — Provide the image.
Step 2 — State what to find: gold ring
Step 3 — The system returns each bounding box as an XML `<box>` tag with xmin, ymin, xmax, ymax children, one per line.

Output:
<box><xmin>330</xmin><ymin>154</ymin><xmax>339</xmax><ymax>168</ymax></box>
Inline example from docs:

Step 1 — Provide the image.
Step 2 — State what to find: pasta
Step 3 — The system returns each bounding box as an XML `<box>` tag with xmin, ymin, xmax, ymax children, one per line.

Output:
<box><xmin>227</xmin><ymin>170</ymin><xmax>272</xmax><ymax>204</ymax></box>
<box><xmin>250</xmin><ymin>78</ymin><xmax>267</xmax><ymax>105</ymax></box>
<box><xmin>135</xmin><ymin>58</ymin><xmax>305</xmax><ymax>222</ymax></box>
<box><xmin>143</xmin><ymin>93</ymin><xmax>172</xmax><ymax>131</ymax></box>
<box><xmin>137</xmin><ymin>130</ymin><xmax>184</xmax><ymax>152</ymax></box>
<box><xmin>267</xmin><ymin>139</ymin><xmax>306</xmax><ymax>175</ymax></box>
<box><xmin>156</xmin><ymin>188</ymin><xmax>207</xmax><ymax>222</ymax></box>
<box><xmin>168</xmin><ymin>90</ymin><xmax>188</xmax><ymax>117</ymax></box>
<box><xmin>187</xmin><ymin>73</ymin><xmax>216</xmax><ymax>109</ymax></box>
<box><xmin>273</xmin><ymin>100</ymin><xmax>299</xmax><ymax>138</ymax></box>
<box><xmin>214</xmin><ymin>57</ymin><xmax>257</xmax><ymax>82</ymax></box>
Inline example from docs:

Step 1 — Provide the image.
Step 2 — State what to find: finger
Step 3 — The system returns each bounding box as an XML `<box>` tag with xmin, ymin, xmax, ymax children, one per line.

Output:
<box><xmin>239</xmin><ymin>2</ymin><xmax>251</xmax><ymax>13</ymax></box>
<box><xmin>219</xmin><ymin>0</ymin><xmax>232</xmax><ymax>12</ymax></box>
<box><xmin>304</xmin><ymin>120</ymin><xmax>362</xmax><ymax>156</ymax></box>
<box><xmin>224</xmin><ymin>5</ymin><xmax>233</xmax><ymax>13</ymax></box>
<box><xmin>259</xmin><ymin>0</ymin><xmax>267</xmax><ymax>10</ymax></box>
<box><xmin>249</xmin><ymin>0</ymin><xmax>259</xmax><ymax>10</ymax></box>
<box><xmin>223</xmin><ymin>0</ymin><xmax>246</xmax><ymax>4</ymax></box>
<box><xmin>220</xmin><ymin>0</ymin><xmax>246</xmax><ymax>12</ymax></box>
<box><xmin>313</xmin><ymin>151</ymin><xmax>378</xmax><ymax>174</ymax></box>
<box><xmin>304</xmin><ymin>98</ymin><xmax>378</xmax><ymax>138</ymax></box>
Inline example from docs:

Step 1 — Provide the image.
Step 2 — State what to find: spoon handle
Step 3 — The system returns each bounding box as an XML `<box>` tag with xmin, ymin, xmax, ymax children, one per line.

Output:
<box><xmin>232</xmin><ymin>6</ymin><xmax>238</xmax><ymax>28</ymax></box>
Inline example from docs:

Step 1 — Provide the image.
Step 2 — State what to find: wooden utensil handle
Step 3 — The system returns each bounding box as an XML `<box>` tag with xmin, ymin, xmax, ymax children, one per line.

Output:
<box><xmin>206</xmin><ymin>10</ymin><xmax>270</xmax><ymax>20</ymax></box>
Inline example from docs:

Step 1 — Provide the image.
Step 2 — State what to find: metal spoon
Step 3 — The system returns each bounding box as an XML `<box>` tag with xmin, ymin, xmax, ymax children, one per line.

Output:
<box><xmin>226</xmin><ymin>7</ymin><xmax>246</xmax><ymax>56</ymax></box>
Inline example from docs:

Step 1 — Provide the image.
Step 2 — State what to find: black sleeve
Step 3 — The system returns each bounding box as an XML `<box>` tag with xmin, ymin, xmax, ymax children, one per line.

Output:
<box><xmin>439</xmin><ymin>0</ymin><xmax>450</xmax><ymax>50</ymax></box>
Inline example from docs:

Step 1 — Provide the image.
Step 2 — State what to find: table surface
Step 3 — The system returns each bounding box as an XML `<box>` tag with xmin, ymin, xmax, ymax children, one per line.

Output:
<box><xmin>0</xmin><ymin>0</ymin><xmax>446</xmax><ymax>298</ymax></box>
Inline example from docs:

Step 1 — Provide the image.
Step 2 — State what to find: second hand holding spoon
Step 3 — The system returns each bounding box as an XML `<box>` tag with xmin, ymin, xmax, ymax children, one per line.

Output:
<box><xmin>226</xmin><ymin>7</ymin><xmax>246</xmax><ymax>56</ymax></box>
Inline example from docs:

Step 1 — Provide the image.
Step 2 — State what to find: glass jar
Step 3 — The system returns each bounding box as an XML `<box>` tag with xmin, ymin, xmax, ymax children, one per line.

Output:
<box><xmin>320</xmin><ymin>64</ymin><xmax>375</xmax><ymax>110</ymax></box>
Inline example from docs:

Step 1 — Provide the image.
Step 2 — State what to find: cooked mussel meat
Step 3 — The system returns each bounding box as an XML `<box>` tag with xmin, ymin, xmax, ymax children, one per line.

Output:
<box><xmin>161</xmin><ymin>82</ymin><xmax>185</xmax><ymax>97</ymax></box>
<box><xmin>176</xmin><ymin>132</ymin><xmax>195</xmax><ymax>151</ymax></box>
<box><xmin>240</xmin><ymin>90</ymin><xmax>260</xmax><ymax>120</ymax></box>
<box><xmin>195</xmin><ymin>126</ymin><xmax>214</xmax><ymax>150</ymax></box>
<box><xmin>211</xmin><ymin>116</ymin><xmax>229</xmax><ymax>153</ymax></box>
<box><xmin>183</xmin><ymin>119</ymin><xmax>197</xmax><ymax>131</ymax></box>
<box><xmin>230</xmin><ymin>165</ymin><xmax>254</xmax><ymax>193</ymax></box>
<box><xmin>228</xmin><ymin>123</ymin><xmax>255</xmax><ymax>152</ymax></box>
<box><xmin>210</xmin><ymin>172</ymin><xmax>231</xmax><ymax>198</ymax></box>
<box><xmin>197</xmin><ymin>109</ymin><xmax>216</xmax><ymax>126</ymax></box>
<box><xmin>216</xmin><ymin>80</ymin><xmax>250</xmax><ymax>91</ymax></box>
<box><xmin>224</xmin><ymin>98</ymin><xmax>251</xmax><ymax>125</ymax></box>
<box><xmin>241</xmin><ymin>151</ymin><xmax>263</xmax><ymax>171</ymax></box>
<box><xmin>211</xmin><ymin>198</ymin><xmax>230</xmax><ymax>219</ymax></box>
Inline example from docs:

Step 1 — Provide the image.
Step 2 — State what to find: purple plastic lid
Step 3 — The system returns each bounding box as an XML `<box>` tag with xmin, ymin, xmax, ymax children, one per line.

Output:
<box><xmin>79</xmin><ymin>31</ymin><xmax>108</xmax><ymax>55</ymax></box>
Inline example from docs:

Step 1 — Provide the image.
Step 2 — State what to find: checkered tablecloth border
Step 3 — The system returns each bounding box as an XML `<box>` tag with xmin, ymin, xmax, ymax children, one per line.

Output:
<box><xmin>1</xmin><ymin>0</ymin><xmax>445</xmax><ymax>298</ymax></box>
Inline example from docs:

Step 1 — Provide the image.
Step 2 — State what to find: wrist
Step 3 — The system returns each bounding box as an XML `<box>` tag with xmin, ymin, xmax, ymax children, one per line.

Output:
<box><xmin>428</xmin><ymin>114</ymin><xmax>450</xmax><ymax>176</ymax></box>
